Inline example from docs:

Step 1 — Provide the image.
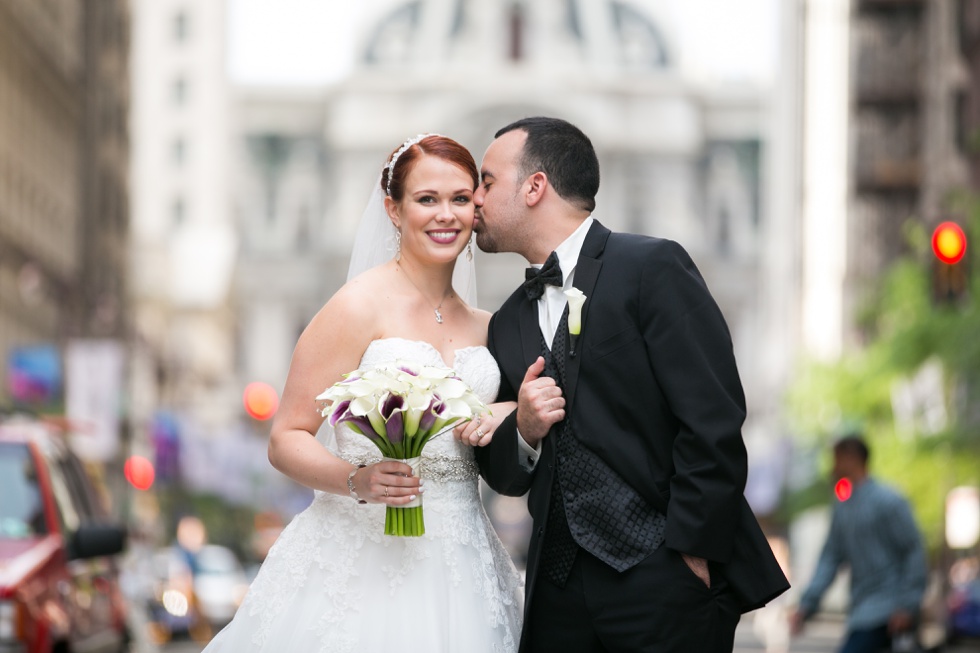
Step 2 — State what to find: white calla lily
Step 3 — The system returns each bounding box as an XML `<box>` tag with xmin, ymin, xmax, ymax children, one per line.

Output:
<box><xmin>565</xmin><ymin>287</ymin><xmax>586</xmax><ymax>336</ymax></box>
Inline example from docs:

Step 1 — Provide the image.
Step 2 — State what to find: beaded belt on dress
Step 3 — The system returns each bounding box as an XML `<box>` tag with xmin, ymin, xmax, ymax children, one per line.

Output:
<box><xmin>340</xmin><ymin>453</ymin><xmax>479</xmax><ymax>482</ymax></box>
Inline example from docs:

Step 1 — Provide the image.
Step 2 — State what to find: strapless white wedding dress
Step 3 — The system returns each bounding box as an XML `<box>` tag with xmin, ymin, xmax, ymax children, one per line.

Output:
<box><xmin>204</xmin><ymin>338</ymin><xmax>522</xmax><ymax>653</ymax></box>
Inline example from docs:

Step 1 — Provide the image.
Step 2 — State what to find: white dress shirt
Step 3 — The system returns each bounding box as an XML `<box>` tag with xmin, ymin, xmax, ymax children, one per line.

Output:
<box><xmin>517</xmin><ymin>217</ymin><xmax>593</xmax><ymax>468</ymax></box>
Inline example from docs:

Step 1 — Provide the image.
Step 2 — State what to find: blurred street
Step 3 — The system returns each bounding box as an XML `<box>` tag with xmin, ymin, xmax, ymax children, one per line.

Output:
<box><xmin>126</xmin><ymin>608</ymin><xmax>980</xmax><ymax>653</ymax></box>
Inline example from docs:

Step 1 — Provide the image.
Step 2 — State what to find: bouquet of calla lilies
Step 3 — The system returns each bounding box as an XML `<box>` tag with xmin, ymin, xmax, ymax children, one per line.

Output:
<box><xmin>317</xmin><ymin>360</ymin><xmax>488</xmax><ymax>536</ymax></box>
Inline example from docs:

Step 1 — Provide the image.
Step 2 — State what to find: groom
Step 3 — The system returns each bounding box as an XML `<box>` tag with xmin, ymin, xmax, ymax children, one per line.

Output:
<box><xmin>472</xmin><ymin>117</ymin><xmax>789</xmax><ymax>652</ymax></box>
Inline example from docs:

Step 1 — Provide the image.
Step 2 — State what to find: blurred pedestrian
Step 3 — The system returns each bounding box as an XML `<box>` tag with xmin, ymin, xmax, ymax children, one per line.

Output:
<box><xmin>790</xmin><ymin>434</ymin><xmax>927</xmax><ymax>653</ymax></box>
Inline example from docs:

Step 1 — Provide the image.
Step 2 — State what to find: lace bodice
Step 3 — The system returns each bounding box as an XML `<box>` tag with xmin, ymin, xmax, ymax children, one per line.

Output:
<box><xmin>318</xmin><ymin>337</ymin><xmax>501</xmax><ymax>473</ymax></box>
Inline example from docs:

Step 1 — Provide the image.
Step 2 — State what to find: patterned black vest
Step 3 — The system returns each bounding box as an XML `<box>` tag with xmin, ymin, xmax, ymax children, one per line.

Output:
<box><xmin>538</xmin><ymin>308</ymin><xmax>667</xmax><ymax>587</ymax></box>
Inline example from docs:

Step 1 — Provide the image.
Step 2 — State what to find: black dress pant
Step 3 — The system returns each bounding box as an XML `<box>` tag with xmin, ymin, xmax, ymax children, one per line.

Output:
<box><xmin>524</xmin><ymin>545</ymin><xmax>741</xmax><ymax>653</ymax></box>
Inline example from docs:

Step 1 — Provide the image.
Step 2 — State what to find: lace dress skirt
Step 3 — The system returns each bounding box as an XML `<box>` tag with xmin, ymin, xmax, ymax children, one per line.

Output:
<box><xmin>204</xmin><ymin>339</ymin><xmax>522</xmax><ymax>653</ymax></box>
<box><xmin>203</xmin><ymin>459</ymin><xmax>522</xmax><ymax>653</ymax></box>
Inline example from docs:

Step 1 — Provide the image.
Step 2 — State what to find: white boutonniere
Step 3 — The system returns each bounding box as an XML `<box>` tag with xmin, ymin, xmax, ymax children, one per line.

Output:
<box><xmin>564</xmin><ymin>287</ymin><xmax>586</xmax><ymax>357</ymax></box>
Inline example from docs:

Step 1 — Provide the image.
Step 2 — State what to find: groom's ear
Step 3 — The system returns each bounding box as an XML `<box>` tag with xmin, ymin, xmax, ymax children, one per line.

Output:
<box><xmin>525</xmin><ymin>171</ymin><xmax>548</xmax><ymax>207</ymax></box>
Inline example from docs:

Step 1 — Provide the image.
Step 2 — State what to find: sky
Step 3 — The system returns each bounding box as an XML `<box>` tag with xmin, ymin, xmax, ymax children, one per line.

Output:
<box><xmin>227</xmin><ymin>0</ymin><xmax>779</xmax><ymax>87</ymax></box>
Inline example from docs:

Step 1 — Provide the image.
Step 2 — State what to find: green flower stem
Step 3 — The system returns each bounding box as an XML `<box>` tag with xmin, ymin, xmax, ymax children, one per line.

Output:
<box><xmin>384</xmin><ymin>506</ymin><xmax>425</xmax><ymax>537</ymax></box>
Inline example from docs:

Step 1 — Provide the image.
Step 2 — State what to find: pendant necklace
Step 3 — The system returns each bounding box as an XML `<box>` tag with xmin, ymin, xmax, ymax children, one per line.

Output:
<box><xmin>398</xmin><ymin>264</ymin><xmax>452</xmax><ymax>324</ymax></box>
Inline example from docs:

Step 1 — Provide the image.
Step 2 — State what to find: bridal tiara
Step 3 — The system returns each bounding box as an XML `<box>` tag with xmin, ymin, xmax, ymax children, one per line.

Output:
<box><xmin>385</xmin><ymin>133</ymin><xmax>442</xmax><ymax>196</ymax></box>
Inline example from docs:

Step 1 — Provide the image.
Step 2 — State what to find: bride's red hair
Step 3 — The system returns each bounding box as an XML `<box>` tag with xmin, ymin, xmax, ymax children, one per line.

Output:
<box><xmin>382</xmin><ymin>135</ymin><xmax>478</xmax><ymax>201</ymax></box>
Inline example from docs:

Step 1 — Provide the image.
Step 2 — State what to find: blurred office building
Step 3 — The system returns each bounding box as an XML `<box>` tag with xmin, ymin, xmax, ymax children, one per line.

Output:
<box><xmin>795</xmin><ymin>0</ymin><xmax>978</xmax><ymax>359</ymax></box>
<box><xmin>129</xmin><ymin>0</ymin><xmax>237</xmax><ymax>436</ymax></box>
<box><xmin>0</xmin><ymin>1</ymin><xmax>130</xmax><ymax>456</ymax></box>
<box><xmin>129</xmin><ymin>0</ymin><xmax>309</xmax><ymax>515</ymax></box>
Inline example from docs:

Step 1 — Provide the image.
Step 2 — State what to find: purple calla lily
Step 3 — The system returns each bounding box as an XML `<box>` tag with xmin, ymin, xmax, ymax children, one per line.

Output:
<box><xmin>381</xmin><ymin>394</ymin><xmax>405</xmax><ymax>418</ymax></box>
<box><xmin>336</xmin><ymin>413</ymin><xmax>381</xmax><ymax>443</ymax></box>
<box><xmin>381</xmin><ymin>394</ymin><xmax>406</xmax><ymax>445</ymax></box>
<box><xmin>328</xmin><ymin>400</ymin><xmax>351</xmax><ymax>427</ymax></box>
<box><xmin>418</xmin><ymin>400</ymin><xmax>441</xmax><ymax>433</ymax></box>
<box><xmin>386</xmin><ymin>411</ymin><xmax>405</xmax><ymax>445</ymax></box>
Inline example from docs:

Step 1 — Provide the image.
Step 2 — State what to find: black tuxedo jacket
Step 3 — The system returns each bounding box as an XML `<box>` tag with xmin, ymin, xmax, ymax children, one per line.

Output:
<box><xmin>475</xmin><ymin>221</ymin><xmax>789</xmax><ymax>616</ymax></box>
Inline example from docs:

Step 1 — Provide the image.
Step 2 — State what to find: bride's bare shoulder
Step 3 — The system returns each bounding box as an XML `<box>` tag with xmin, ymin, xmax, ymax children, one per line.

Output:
<box><xmin>318</xmin><ymin>265</ymin><xmax>393</xmax><ymax>331</ymax></box>
<box><xmin>469</xmin><ymin>307</ymin><xmax>493</xmax><ymax>330</ymax></box>
<box><xmin>306</xmin><ymin>265</ymin><xmax>395</xmax><ymax>339</ymax></box>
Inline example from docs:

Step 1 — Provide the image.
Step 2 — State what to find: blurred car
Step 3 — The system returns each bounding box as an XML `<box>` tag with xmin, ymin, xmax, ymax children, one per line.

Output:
<box><xmin>145</xmin><ymin>544</ymin><xmax>247</xmax><ymax>644</ymax></box>
<box><xmin>192</xmin><ymin>545</ymin><xmax>248</xmax><ymax>627</ymax></box>
<box><xmin>144</xmin><ymin>546</ymin><xmax>208</xmax><ymax>644</ymax></box>
<box><xmin>0</xmin><ymin>416</ymin><xmax>130</xmax><ymax>653</ymax></box>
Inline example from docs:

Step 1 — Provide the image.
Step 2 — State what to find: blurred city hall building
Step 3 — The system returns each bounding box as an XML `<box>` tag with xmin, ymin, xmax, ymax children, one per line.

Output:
<box><xmin>4</xmin><ymin>0</ymin><xmax>980</xmax><ymax>539</ymax></box>
<box><xmin>230</xmin><ymin>0</ymin><xmax>779</xmax><ymax>512</ymax></box>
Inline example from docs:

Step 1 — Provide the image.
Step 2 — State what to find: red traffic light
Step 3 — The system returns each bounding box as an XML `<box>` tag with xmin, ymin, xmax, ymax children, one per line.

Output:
<box><xmin>243</xmin><ymin>381</ymin><xmax>279</xmax><ymax>420</ymax></box>
<box><xmin>932</xmin><ymin>222</ymin><xmax>967</xmax><ymax>265</ymax></box>
<box><xmin>124</xmin><ymin>455</ymin><xmax>155</xmax><ymax>491</ymax></box>
<box><xmin>834</xmin><ymin>478</ymin><xmax>853</xmax><ymax>502</ymax></box>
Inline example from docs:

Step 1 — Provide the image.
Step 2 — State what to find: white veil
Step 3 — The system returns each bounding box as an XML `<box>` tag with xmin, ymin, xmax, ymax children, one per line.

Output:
<box><xmin>346</xmin><ymin>175</ymin><xmax>478</xmax><ymax>307</ymax></box>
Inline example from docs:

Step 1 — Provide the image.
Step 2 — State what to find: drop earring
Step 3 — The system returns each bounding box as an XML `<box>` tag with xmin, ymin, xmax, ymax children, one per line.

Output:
<box><xmin>466</xmin><ymin>238</ymin><xmax>473</xmax><ymax>262</ymax></box>
<box><xmin>395</xmin><ymin>231</ymin><xmax>402</xmax><ymax>261</ymax></box>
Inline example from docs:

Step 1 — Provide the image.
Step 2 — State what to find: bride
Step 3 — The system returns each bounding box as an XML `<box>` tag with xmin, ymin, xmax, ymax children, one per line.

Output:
<box><xmin>203</xmin><ymin>135</ymin><xmax>522</xmax><ymax>652</ymax></box>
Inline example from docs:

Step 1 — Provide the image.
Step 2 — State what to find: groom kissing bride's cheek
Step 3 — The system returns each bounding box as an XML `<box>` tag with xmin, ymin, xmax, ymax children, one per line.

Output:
<box><xmin>472</xmin><ymin>116</ymin><xmax>789</xmax><ymax>653</ymax></box>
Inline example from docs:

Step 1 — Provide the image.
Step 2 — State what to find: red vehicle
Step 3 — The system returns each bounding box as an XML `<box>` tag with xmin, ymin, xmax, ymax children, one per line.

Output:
<box><xmin>0</xmin><ymin>417</ymin><xmax>130</xmax><ymax>653</ymax></box>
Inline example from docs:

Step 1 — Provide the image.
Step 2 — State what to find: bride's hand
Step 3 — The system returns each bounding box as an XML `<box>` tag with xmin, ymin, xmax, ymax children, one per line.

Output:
<box><xmin>453</xmin><ymin>411</ymin><xmax>500</xmax><ymax>447</ymax></box>
<box><xmin>353</xmin><ymin>461</ymin><xmax>423</xmax><ymax>505</ymax></box>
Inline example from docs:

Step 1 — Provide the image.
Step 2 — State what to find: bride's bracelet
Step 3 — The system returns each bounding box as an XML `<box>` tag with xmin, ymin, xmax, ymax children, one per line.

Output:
<box><xmin>347</xmin><ymin>465</ymin><xmax>367</xmax><ymax>504</ymax></box>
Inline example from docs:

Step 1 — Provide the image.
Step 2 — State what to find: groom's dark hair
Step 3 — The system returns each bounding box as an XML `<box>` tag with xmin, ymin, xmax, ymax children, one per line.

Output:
<box><xmin>496</xmin><ymin>117</ymin><xmax>600</xmax><ymax>212</ymax></box>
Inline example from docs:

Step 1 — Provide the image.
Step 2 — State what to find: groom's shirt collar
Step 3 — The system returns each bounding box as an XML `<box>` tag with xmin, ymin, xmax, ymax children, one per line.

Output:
<box><xmin>551</xmin><ymin>216</ymin><xmax>594</xmax><ymax>287</ymax></box>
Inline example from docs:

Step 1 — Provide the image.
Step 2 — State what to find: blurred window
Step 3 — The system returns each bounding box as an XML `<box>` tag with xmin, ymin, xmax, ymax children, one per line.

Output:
<box><xmin>296</xmin><ymin>203</ymin><xmax>310</xmax><ymax>251</ymax></box>
<box><xmin>509</xmin><ymin>5</ymin><xmax>524</xmax><ymax>62</ymax></box>
<box><xmin>172</xmin><ymin>77</ymin><xmax>188</xmax><ymax>105</ymax></box>
<box><xmin>955</xmin><ymin>89</ymin><xmax>970</xmax><ymax>156</ymax></box>
<box><xmin>174</xmin><ymin>10</ymin><xmax>189</xmax><ymax>43</ymax></box>
<box><xmin>0</xmin><ymin>443</ymin><xmax>47</xmax><ymax>538</ymax></box>
<box><xmin>172</xmin><ymin>196</ymin><xmax>186</xmax><ymax>226</ymax></box>
<box><xmin>41</xmin><ymin>446</ymin><xmax>103</xmax><ymax>536</ymax></box>
<box><xmin>44</xmin><ymin>449</ymin><xmax>81</xmax><ymax>534</ymax></box>
<box><xmin>172</xmin><ymin>137</ymin><xmax>186</xmax><ymax>166</ymax></box>
<box><xmin>58</xmin><ymin>455</ymin><xmax>99</xmax><ymax>521</ymax></box>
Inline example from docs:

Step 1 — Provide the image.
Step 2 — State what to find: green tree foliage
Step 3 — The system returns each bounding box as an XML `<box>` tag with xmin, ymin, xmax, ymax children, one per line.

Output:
<box><xmin>785</xmin><ymin>201</ymin><xmax>980</xmax><ymax>551</ymax></box>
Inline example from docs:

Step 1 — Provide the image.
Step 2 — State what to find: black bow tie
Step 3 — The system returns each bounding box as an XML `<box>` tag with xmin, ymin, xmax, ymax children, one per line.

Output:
<box><xmin>523</xmin><ymin>251</ymin><xmax>563</xmax><ymax>301</ymax></box>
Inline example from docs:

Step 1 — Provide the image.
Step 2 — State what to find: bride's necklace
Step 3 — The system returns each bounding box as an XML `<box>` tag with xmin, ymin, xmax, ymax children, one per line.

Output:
<box><xmin>397</xmin><ymin>264</ymin><xmax>453</xmax><ymax>324</ymax></box>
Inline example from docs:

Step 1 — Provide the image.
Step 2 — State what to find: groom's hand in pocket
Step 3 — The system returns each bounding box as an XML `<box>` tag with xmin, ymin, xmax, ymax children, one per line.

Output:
<box><xmin>681</xmin><ymin>553</ymin><xmax>711</xmax><ymax>588</ymax></box>
<box><xmin>516</xmin><ymin>356</ymin><xmax>565</xmax><ymax>447</ymax></box>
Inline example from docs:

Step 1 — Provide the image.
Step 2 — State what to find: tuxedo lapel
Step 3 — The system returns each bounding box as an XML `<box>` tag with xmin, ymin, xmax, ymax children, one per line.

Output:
<box><xmin>518</xmin><ymin>295</ymin><xmax>540</xmax><ymax>370</ymax></box>
<box><xmin>563</xmin><ymin>221</ymin><xmax>608</xmax><ymax>407</ymax></box>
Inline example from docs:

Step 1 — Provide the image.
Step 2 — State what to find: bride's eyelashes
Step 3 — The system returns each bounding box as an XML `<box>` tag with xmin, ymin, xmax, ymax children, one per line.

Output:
<box><xmin>415</xmin><ymin>194</ymin><xmax>472</xmax><ymax>205</ymax></box>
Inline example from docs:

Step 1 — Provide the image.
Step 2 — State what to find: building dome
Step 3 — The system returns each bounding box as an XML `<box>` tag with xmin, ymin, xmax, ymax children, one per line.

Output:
<box><xmin>362</xmin><ymin>0</ymin><xmax>670</xmax><ymax>70</ymax></box>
